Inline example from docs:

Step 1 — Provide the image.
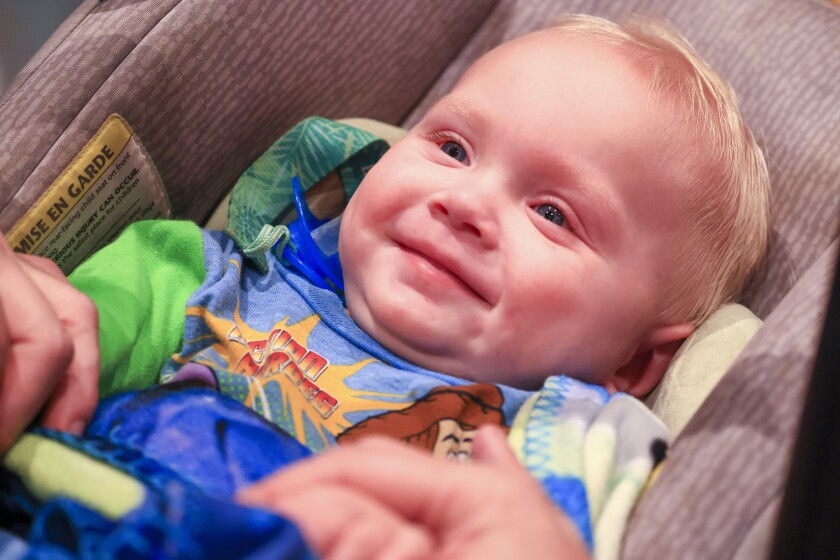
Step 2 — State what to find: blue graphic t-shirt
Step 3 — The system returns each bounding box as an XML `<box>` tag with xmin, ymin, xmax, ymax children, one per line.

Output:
<box><xmin>160</xmin><ymin>229</ymin><xmax>535</xmax><ymax>454</ymax></box>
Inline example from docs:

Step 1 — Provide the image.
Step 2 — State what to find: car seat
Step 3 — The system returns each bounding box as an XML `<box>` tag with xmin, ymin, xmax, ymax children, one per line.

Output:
<box><xmin>1</xmin><ymin>1</ymin><xmax>838</xmax><ymax>558</ymax></box>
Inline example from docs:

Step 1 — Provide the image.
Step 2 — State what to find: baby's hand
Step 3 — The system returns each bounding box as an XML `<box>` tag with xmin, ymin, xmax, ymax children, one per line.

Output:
<box><xmin>238</xmin><ymin>426</ymin><xmax>588</xmax><ymax>560</ymax></box>
<box><xmin>0</xmin><ymin>234</ymin><xmax>99</xmax><ymax>452</ymax></box>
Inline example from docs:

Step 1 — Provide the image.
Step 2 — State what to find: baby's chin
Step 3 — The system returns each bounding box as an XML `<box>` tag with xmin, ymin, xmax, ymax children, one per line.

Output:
<box><xmin>344</xmin><ymin>284</ymin><xmax>560</xmax><ymax>390</ymax></box>
<box><xmin>382</xmin><ymin>340</ymin><xmax>553</xmax><ymax>391</ymax></box>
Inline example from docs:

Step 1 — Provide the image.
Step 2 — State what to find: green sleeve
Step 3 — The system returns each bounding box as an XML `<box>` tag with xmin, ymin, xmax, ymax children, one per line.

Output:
<box><xmin>68</xmin><ymin>220</ymin><xmax>207</xmax><ymax>398</ymax></box>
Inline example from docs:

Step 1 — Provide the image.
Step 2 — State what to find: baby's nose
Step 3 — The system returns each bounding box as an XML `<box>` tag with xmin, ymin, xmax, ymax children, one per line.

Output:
<box><xmin>428</xmin><ymin>191</ymin><xmax>499</xmax><ymax>249</ymax></box>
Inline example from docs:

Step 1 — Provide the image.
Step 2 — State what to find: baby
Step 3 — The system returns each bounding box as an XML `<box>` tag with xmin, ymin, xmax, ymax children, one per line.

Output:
<box><xmin>0</xmin><ymin>13</ymin><xmax>770</xmax><ymax>559</ymax></box>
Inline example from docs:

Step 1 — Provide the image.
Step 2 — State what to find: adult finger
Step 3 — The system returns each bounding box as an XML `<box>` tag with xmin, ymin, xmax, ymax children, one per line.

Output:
<box><xmin>471</xmin><ymin>425</ymin><xmax>522</xmax><ymax>471</ymax></box>
<box><xmin>18</xmin><ymin>259</ymin><xmax>99</xmax><ymax>434</ymax></box>
<box><xmin>18</xmin><ymin>253</ymin><xmax>66</xmax><ymax>279</ymax></box>
<box><xmin>0</xmin><ymin>295</ymin><xmax>8</xmax><ymax>376</ymax></box>
<box><xmin>239</xmin><ymin>482</ymin><xmax>433</xmax><ymax>560</ymax></box>
<box><xmin>242</xmin><ymin>437</ymin><xmax>482</xmax><ymax>529</ymax></box>
<box><xmin>242</xmin><ymin>438</ymin><xmax>588</xmax><ymax>560</ymax></box>
<box><xmin>0</xmin><ymin>239</ymin><xmax>71</xmax><ymax>450</ymax></box>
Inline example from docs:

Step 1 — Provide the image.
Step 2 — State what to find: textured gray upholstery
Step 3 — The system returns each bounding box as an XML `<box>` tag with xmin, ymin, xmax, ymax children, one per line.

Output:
<box><xmin>0</xmin><ymin>0</ymin><xmax>495</xmax><ymax>230</ymax></box>
<box><xmin>625</xmin><ymin>242</ymin><xmax>837</xmax><ymax>559</ymax></box>
<box><xmin>1</xmin><ymin>1</ymin><xmax>838</xmax><ymax>558</ymax></box>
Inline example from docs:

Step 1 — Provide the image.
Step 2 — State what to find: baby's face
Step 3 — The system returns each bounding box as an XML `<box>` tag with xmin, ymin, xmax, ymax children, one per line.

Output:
<box><xmin>339</xmin><ymin>32</ymin><xmax>694</xmax><ymax>390</ymax></box>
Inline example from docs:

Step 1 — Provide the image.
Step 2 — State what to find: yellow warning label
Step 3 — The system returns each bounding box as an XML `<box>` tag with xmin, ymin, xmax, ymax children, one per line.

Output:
<box><xmin>7</xmin><ymin>114</ymin><xmax>170</xmax><ymax>273</ymax></box>
<box><xmin>8</xmin><ymin>116</ymin><xmax>131</xmax><ymax>254</ymax></box>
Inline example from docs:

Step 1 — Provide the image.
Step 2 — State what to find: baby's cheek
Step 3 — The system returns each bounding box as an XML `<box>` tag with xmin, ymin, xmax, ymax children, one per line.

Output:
<box><xmin>345</xmin><ymin>185</ymin><xmax>395</xmax><ymax>227</ymax></box>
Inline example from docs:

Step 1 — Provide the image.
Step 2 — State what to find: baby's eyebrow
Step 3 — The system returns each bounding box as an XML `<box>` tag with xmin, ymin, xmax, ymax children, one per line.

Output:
<box><xmin>434</xmin><ymin>96</ymin><xmax>491</xmax><ymax>129</ymax></box>
<box><xmin>572</xmin><ymin>176</ymin><xmax>622</xmax><ymax>245</ymax></box>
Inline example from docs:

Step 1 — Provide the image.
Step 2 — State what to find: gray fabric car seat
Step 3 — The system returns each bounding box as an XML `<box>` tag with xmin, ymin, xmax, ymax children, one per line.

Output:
<box><xmin>0</xmin><ymin>0</ymin><xmax>497</xmax><ymax>230</ymax></box>
<box><xmin>1</xmin><ymin>0</ymin><xmax>838</xmax><ymax>558</ymax></box>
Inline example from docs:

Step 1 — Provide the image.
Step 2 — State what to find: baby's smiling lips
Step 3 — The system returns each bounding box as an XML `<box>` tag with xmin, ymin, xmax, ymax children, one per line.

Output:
<box><xmin>395</xmin><ymin>241</ymin><xmax>494</xmax><ymax>306</ymax></box>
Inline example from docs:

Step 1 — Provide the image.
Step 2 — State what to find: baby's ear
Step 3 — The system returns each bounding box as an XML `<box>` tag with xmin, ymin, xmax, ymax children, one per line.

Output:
<box><xmin>604</xmin><ymin>323</ymin><xmax>695</xmax><ymax>397</ymax></box>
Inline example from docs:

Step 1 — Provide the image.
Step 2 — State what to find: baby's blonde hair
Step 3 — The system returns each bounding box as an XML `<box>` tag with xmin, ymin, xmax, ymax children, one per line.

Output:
<box><xmin>545</xmin><ymin>15</ymin><xmax>771</xmax><ymax>324</ymax></box>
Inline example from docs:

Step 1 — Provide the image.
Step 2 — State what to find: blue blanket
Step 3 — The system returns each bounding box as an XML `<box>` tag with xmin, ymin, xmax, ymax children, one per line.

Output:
<box><xmin>1</xmin><ymin>383</ymin><xmax>315</xmax><ymax>559</ymax></box>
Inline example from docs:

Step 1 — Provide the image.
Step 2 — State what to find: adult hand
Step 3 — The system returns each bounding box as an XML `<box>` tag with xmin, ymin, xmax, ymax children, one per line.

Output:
<box><xmin>238</xmin><ymin>426</ymin><xmax>589</xmax><ymax>560</ymax></box>
<box><xmin>0</xmin><ymin>233</ymin><xmax>100</xmax><ymax>452</ymax></box>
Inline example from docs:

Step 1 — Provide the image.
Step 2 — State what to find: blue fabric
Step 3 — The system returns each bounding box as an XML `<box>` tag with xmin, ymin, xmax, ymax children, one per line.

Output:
<box><xmin>541</xmin><ymin>475</ymin><xmax>593</xmax><ymax>549</ymax></box>
<box><xmin>0</xmin><ymin>529</ymin><xmax>29</xmax><ymax>560</ymax></box>
<box><xmin>0</xmin><ymin>386</ymin><xmax>316</xmax><ymax>560</ymax></box>
<box><xmin>87</xmin><ymin>383</ymin><xmax>312</xmax><ymax>499</ymax></box>
<box><xmin>25</xmin><ymin>491</ymin><xmax>309</xmax><ymax>559</ymax></box>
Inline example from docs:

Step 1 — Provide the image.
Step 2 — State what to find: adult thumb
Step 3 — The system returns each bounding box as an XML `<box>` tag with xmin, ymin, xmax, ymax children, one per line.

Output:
<box><xmin>471</xmin><ymin>425</ymin><xmax>521</xmax><ymax>471</ymax></box>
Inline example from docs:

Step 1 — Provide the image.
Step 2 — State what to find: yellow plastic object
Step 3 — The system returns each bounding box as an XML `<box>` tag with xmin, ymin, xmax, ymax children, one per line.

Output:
<box><xmin>3</xmin><ymin>433</ymin><xmax>145</xmax><ymax>520</ymax></box>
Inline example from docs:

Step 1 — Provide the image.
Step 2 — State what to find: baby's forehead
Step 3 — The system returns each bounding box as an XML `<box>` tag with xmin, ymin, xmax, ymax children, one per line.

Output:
<box><xmin>453</xmin><ymin>29</ymin><xmax>687</xmax><ymax>125</ymax></box>
<box><xmin>472</xmin><ymin>29</ymin><xmax>693</xmax><ymax>107</ymax></box>
<box><xmin>462</xmin><ymin>30</ymin><xmax>633</xmax><ymax>79</ymax></box>
<box><xmin>447</xmin><ymin>32</ymin><xmax>691</xmax><ymax>141</ymax></box>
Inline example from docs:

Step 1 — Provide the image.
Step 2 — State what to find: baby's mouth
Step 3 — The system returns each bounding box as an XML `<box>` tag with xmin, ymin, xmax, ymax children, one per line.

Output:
<box><xmin>397</xmin><ymin>242</ymin><xmax>491</xmax><ymax>306</ymax></box>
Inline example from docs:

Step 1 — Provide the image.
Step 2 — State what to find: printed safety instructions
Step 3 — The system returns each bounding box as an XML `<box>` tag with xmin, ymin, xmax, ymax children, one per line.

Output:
<box><xmin>7</xmin><ymin>114</ymin><xmax>170</xmax><ymax>273</ymax></box>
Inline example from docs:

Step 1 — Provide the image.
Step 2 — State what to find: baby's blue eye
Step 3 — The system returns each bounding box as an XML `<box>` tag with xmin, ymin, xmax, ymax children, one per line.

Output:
<box><xmin>535</xmin><ymin>204</ymin><xmax>566</xmax><ymax>227</ymax></box>
<box><xmin>441</xmin><ymin>141</ymin><xmax>468</xmax><ymax>163</ymax></box>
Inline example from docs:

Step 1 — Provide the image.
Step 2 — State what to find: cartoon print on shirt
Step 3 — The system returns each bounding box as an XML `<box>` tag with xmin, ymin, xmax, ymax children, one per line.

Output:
<box><xmin>168</xmin><ymin>305</ymin><xmax>408</xmax><ymax>451</ymax></box>
<box><xmin>336</xmin><ymin>385</ymin><xmax>508</xmax><ymax>461</ymax></box>
<box><xmin>167</xmin><ymin>304</ymin><xmax>509</xmax><ymax>457</ymax></box>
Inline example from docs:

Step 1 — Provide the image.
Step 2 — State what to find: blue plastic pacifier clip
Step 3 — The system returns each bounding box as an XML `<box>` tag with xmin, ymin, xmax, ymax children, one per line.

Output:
<box><xmin>274</xmin><ymin>177</ymin><xmax>345</xmax><ymax>298</ymax></box>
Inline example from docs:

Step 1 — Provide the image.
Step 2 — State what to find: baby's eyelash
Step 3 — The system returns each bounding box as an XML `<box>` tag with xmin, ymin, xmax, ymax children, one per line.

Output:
<box><xmin>423</xmin><ymin>130</ymin><xmax>468</xmax><ymax>146</ymax></box>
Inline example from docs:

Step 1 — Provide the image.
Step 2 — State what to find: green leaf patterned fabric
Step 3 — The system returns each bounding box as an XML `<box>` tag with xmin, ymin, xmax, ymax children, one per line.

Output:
<box><xmin>225</xmin><ymin>116</ymin><xmax>389</xmax><ymax>270</ymax></box>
